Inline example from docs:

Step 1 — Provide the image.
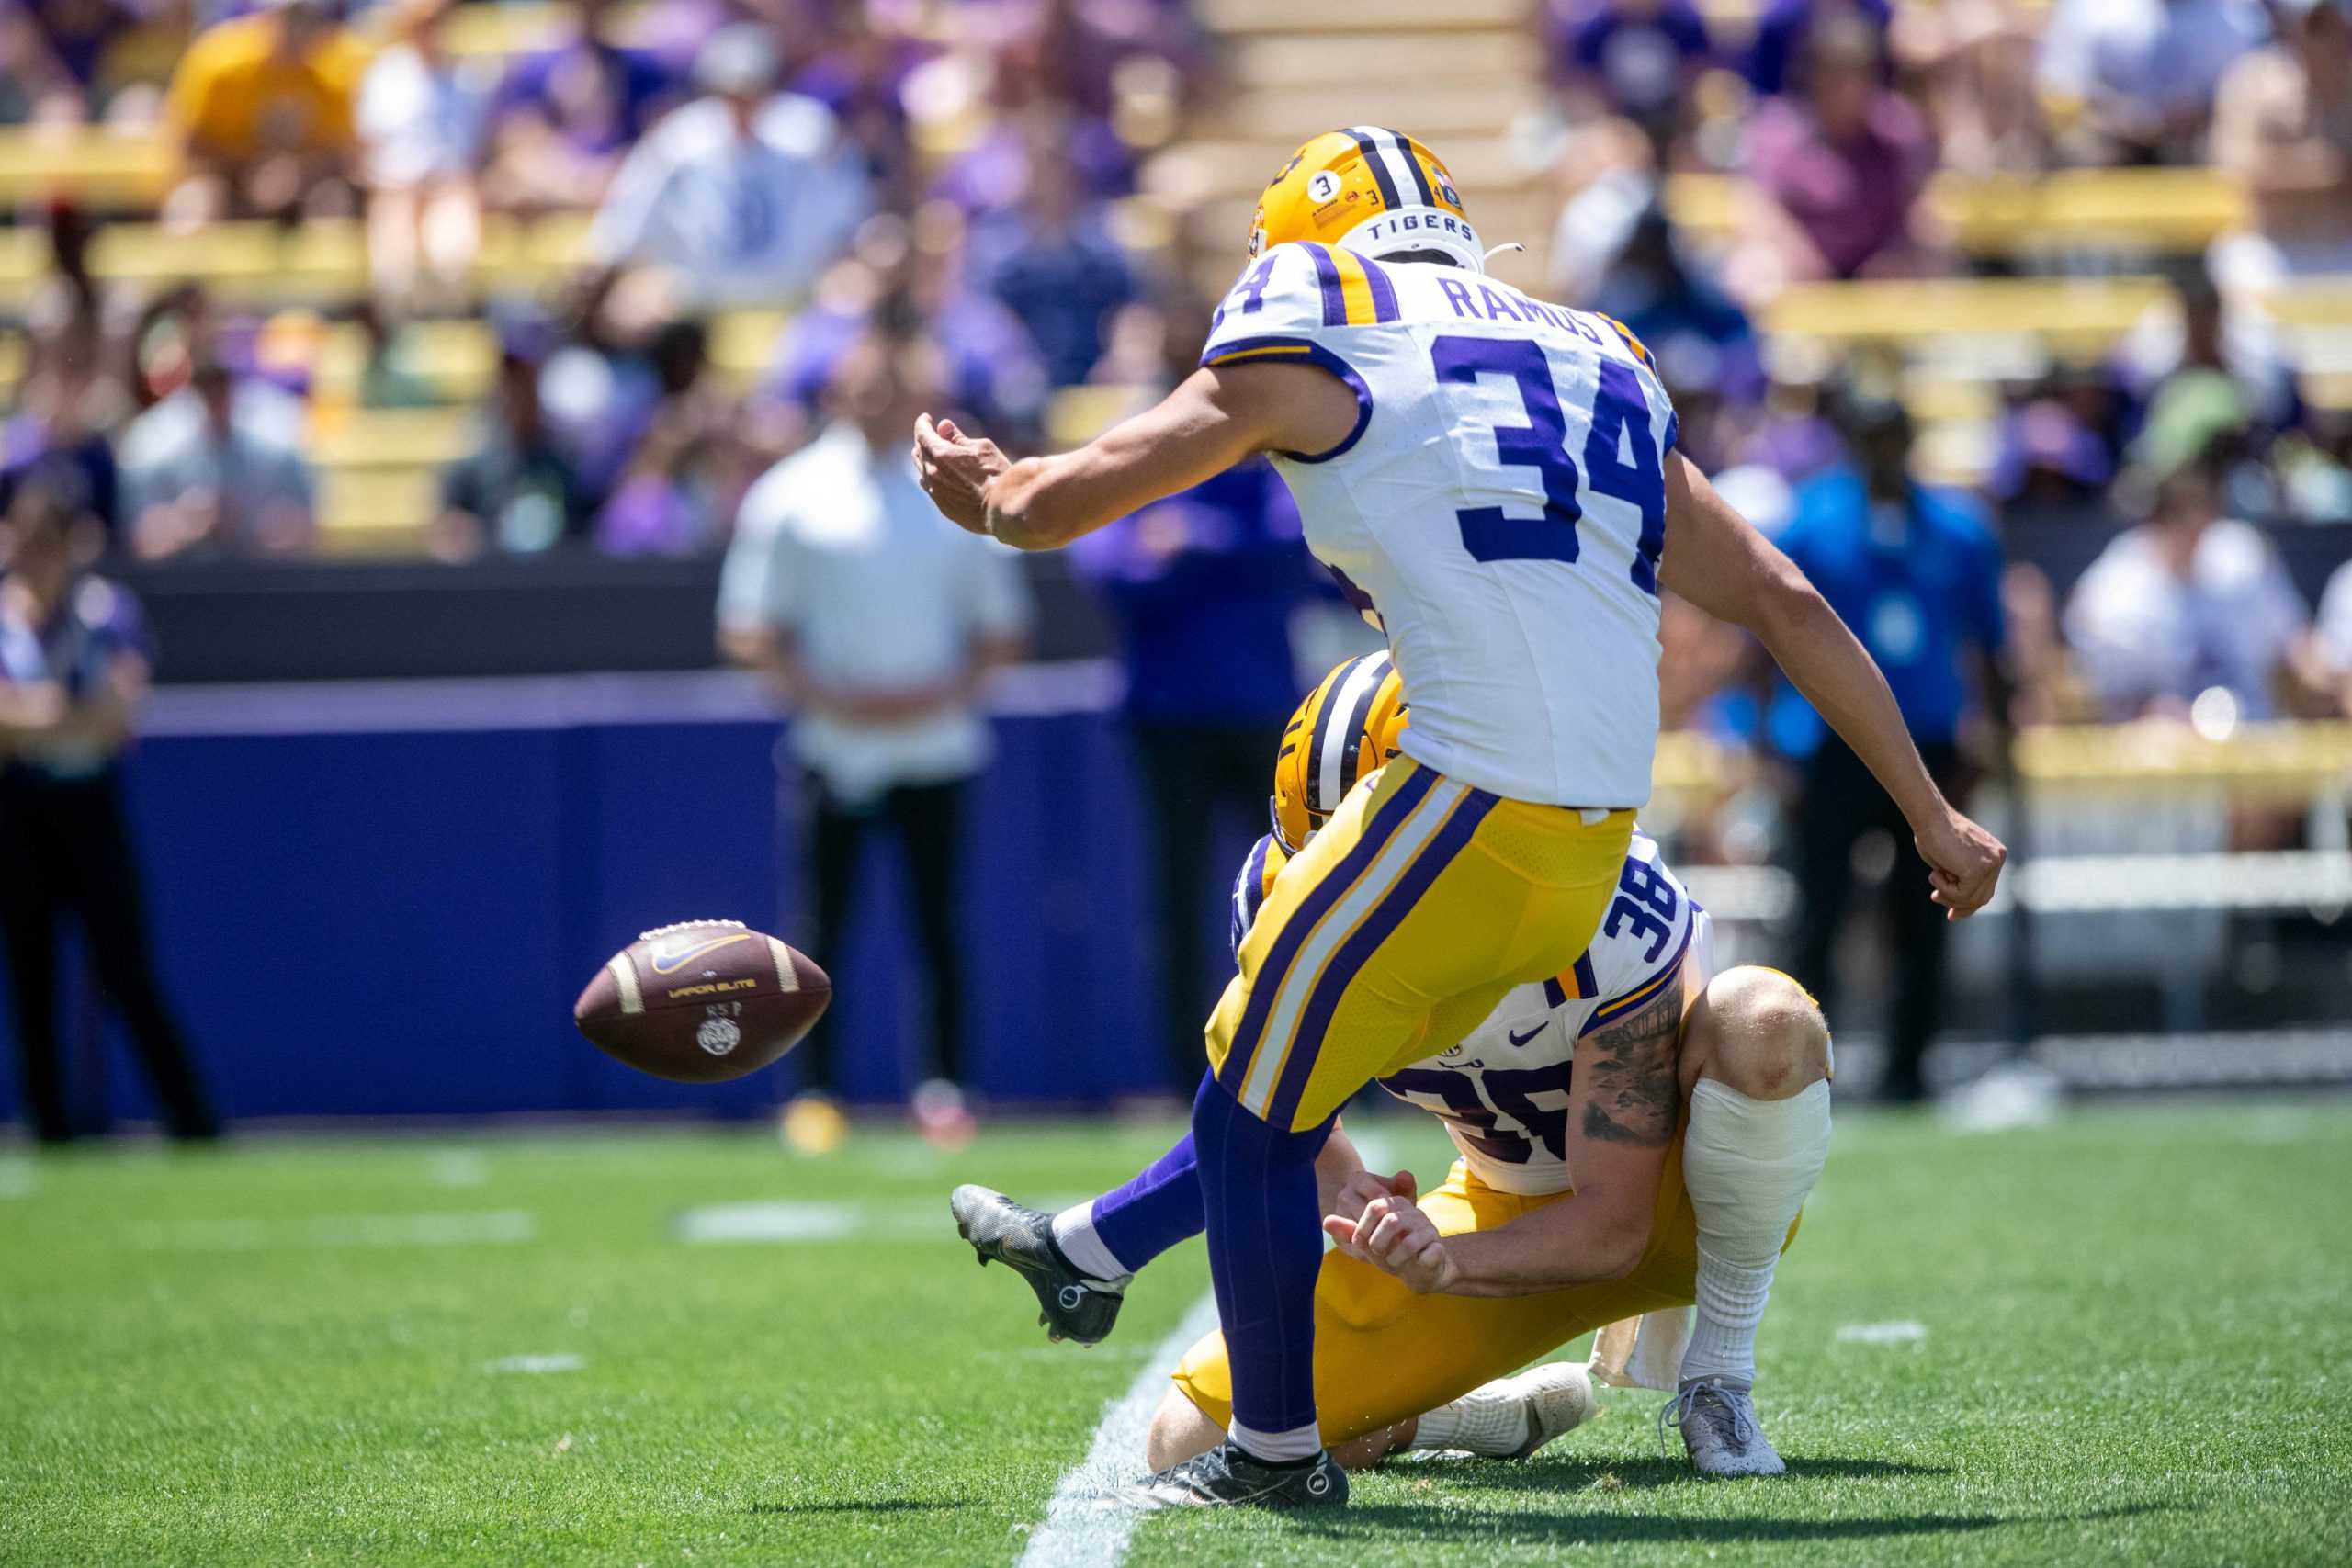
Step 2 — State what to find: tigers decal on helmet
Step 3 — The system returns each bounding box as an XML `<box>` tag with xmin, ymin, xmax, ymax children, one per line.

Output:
<box><xmin>1269</xmin><ymin>650</ymin><xmax>1411</xmax><ymax>854</ymax></box>
<box><xmin>1250</xmin><ymin>127</ymin><xmax>1484</xmax><ymax>275</ymax></box>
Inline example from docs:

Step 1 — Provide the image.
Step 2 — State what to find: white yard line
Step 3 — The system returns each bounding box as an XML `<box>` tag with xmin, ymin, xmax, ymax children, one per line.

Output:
<box><xmin>483</xmin><ymin>1352</ymin><xmax>586</xmax><ymax>1375</ymax></box>
<box><xmin>1016</xmin><ymin>1292</ymin><xmax>1220</xmax><ymax>1568</ymax></box>
<box><xmin>1836</xmin><ymin>1320</ymin><xmax>1928</xmax><ymax>1346</ymax></box>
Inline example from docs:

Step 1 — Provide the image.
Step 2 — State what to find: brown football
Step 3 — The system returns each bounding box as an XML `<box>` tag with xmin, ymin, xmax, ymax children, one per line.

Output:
<box><xmin>573</xmin><ymin>920</ymin><xmax>831</xmax><ymax>1083</ymax></box>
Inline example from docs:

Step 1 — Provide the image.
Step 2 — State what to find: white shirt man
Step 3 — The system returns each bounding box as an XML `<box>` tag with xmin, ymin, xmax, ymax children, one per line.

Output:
<box><xmin>722</xmin><ymin>418</ymin><xmax>1033</xmax><ymax>805</ymax></box>
<box><xmin>719</xmin><ymin>338</ymin><xmax>1032</xmax><ymax>1103</ymax></box>
<box><xmin>2064</xmin><ymin>506</ymin><xmax>2310</xmax><ymax>720</ymax></box>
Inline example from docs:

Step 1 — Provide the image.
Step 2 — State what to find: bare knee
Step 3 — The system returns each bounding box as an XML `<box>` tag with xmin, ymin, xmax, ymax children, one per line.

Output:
<box><xmin>1143</xmin><ymin>1389</ymin><xmax>1225</xmax><ymax>1472</ymax></box>
<box><xmin>1681</xmin><ymin>966</ymin><xmax>1830</xmax><ymax>1101</ymax></box>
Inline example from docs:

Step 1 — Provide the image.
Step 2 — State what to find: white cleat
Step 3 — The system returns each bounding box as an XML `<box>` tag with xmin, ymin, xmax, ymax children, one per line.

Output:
<box><xmin>1662</xmin><ymin>1378</ymin><xmax>1786</xmax><ymax>1477</ymax></box>
<box><xmin>1442</xmin><ymin>1360</ymin><xmax>1597</xmax><ymax>1460</ymax></box>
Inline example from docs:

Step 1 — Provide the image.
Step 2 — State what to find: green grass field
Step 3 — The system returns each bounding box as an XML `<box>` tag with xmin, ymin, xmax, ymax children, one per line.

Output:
<box><xmin>5</xmin><ymin>1100</ymin><xmax>2349</xmax><ymax>1566</ymax></box>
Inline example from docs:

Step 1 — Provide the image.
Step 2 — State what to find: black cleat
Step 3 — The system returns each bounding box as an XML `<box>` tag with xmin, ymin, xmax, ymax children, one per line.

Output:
<box><xmin>1120</xmin><ymin>1443</ymin><xmax>1349</xmax><ymax>1510</ymax></box>
<box><xmin>949</xmin><ymin>1183</ymin><xmax>1126</xmax><ymax>1346</ymax></box>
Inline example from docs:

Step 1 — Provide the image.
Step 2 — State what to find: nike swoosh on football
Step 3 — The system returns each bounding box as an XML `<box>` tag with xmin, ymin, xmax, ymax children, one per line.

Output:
<box><xmin>648</xmin><ymin>933</ymin><xmax>755</xmax><ymax>975</ymax></box>
<box><xmin>1507</xmin><ymin>1023</ymin><xmax>1548</xmax><ymax>1047</ymax></box>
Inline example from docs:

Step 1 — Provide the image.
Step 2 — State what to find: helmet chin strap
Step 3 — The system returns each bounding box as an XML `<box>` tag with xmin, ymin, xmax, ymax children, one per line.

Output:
<box><xmin>1483</xmin><ymin>242</ymin><xmax>1526</xmax><ymax>265</ymax></box>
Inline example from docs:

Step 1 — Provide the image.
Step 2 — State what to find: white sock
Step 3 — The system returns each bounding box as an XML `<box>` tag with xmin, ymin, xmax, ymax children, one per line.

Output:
<box><xmin>1048</xmin><ymin>1204</ymin><xmax>1132</xmax><ymax>1284</ymax></box>
<box><xmin>1678</xmin><ymin>1077</ymin><xmax>1831</xmax><ymax>1389</ymax></box>
<box><xmin>1409</xmin><ymin>1389</ymin><xmax>1525</xmax><ymax>1454</ymax></box>
<box><xmin>1227</xmin><ymin>1418</ymin><xmax>1321</xmax><ymax>1463</ymax></box>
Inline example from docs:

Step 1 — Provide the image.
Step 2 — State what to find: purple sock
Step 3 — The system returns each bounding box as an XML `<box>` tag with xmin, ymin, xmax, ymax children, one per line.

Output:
<box><xmin>1192</xmin><ymin>1072</ymin><xmax>1332</xmax><ymax>1448</ymax></box>
<box><xmin>1085</xmin><ymin>1124</ymin><xmax>1205</xmax><ymax>1276</ymax></box>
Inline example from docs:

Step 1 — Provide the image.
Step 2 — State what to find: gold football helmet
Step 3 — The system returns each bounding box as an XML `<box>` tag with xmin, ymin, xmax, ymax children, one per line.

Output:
<box><xmin>1250</xmin><ymin>126</ymin><xmax>1484</xmax><ymax>272</ymax></box>
<box><xmin>1271</xmin><ymin>650</ymin><xmax>1410</xmax><ymax>854</ymax></box>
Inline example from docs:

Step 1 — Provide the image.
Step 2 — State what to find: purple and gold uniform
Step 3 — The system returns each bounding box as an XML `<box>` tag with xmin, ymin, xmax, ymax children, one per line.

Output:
<box><xmin>1180</xmin><ymin>824</ymin><xmax>1735</xmax><ymax>1443</ymax></box>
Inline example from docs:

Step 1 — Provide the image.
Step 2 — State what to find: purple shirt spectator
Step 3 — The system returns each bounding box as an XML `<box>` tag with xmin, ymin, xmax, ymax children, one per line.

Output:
<box><xmin>1987</xmin><ymin>398</ymin><xmax>2114</xmax><ymax>506</ymax></box>
<box><xmin>1746</xmin><ymin>78</ymin><xmax>1934</xmax><ymax>278</ymax></box>
<box><xmin>493</xmin><ymin>36</ymin><xmax>684</xmax><ymax>159</ymax></box>
<box><xmin>594</xmin><ymin>471</ymin><xmax>712</xmax><ymax>557</ymax></box>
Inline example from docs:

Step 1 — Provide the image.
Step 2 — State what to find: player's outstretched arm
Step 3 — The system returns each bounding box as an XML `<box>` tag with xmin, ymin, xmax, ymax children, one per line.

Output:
<box><xmin>911</xmin><ymin>360</ymin><xmax>1355</xmax><ymax>550</ymax></box>
<box><xmin>1657</xmin><ymin>452</ymin><xmax>2007</xmax><ymax>919</ymax></box>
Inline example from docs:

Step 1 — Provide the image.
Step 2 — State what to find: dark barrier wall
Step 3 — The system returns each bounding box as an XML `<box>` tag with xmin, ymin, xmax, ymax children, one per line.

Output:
<box><xmin>122</xmin><ymin>552</ymin><xmax>1118</xmax><ymax>682</ymax></box>
<box><xmin>0</xmin><ymin>681</ymin><xmax>1265</xmax><ymax>1124</ymax></box>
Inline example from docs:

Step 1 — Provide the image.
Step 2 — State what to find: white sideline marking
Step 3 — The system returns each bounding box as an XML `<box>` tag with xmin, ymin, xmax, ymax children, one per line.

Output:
<box><xmin>1836</xmin><ymin>1320</ymin><xmax>1928</xmax><ymax>1346</ymax></box>
<box><xmin>0</xmin><ymin>1159</ymin><xmax>36</xmax><ymax>1199</ymax></box>
<box><xmin>484</xmin><ymin>1352</ymin><xmax>585</xmax><ymax>1375</ymax></box>
<box><xmin>425</xmin><ymin>1150</ymin><xmax>490</xmax><ymax>1189</ymax></box>
<box><xmin>1018</xmin><ymin>1292</ymin><xmax>1220</xmax><ymax>1568</ymax></box>
<box><xmin>143</xmin><ymin>1209</ymin><xmax>537</xmax><ymax>1251</ymax></box>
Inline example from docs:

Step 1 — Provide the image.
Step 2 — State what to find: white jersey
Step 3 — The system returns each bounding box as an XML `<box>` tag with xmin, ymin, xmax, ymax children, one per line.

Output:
<box><xmin>1200</xmin><ymin>240</ymin><xmax>1677</xmax><ymax>808</ymax></box>
<box><xmin>1231</xmin><ymin>827</ymin><xmax>1705</xmax><ymax>1197</ymax></box>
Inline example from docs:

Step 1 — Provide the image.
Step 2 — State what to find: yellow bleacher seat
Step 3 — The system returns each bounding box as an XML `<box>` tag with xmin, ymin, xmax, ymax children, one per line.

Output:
<box><xmin>309</xmin><ymin>406</ymin><xmax>477</xmax><ymax>469</ymax></box>
<box><xmin>1195</xmin><ymin>0</ymin><xmax>1521</xmax><ymax>32</ymax></box>
<box><xmin>1668</xmin><ymin>167</ymin><xmax>2249</xmax><ymax>255</ymax></box>
<box><xmin>1762</xmin><ymin>276</ymin><xmax>2172</xmax><ymax>347</ymax></box>
<box><xmin>315</xmin><ymin>465</ymin><xmax>439</xmax><ymax>550</ymax></box>
<box><xmin>0</xmin><ymin>128</ymin><xmax>177</xmax><ymax>207</ymax></box>
<box><xmin>2016</xmin><ymin>722</ymin><xmax>2352</xmax><ymax>797</ymax></box>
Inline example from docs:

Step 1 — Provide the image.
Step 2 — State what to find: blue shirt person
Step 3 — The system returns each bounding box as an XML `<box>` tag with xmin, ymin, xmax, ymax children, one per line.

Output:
<box><xmin>1764</xmin><ymin>468</ymin><xmax>2006</xmax><ymax>759</ymax></box>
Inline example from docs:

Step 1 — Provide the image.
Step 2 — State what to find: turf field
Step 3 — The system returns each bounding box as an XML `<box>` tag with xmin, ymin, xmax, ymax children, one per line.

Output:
<box><xmin>4</xmin><ymin>1100</ymin><xmax>2348</xmax><ymax>1566</ymax></box>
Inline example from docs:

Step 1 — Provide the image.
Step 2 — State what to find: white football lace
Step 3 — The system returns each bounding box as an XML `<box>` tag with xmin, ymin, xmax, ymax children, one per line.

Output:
<box><xmin>636</xmin><ymin>919</ymin><xmax>747</xmax><ymax>940</ymax></box>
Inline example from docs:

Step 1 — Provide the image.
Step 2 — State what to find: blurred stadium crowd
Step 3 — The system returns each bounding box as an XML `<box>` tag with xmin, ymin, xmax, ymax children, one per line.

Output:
<box><xmin>2</xmin><ymin>0</ymin><xmax>2351</xmax><ymax>1129</ymax></box>
<box><xmin>0</xmin><ymin>0</ymin><xmax>2342</xmax><ymax>682</ymax></box>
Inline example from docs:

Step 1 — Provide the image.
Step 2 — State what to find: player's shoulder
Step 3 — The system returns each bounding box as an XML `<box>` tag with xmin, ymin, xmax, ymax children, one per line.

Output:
<box><xmin>1203</xmin><ymin>241</ymin><xmax>1408</xmax><ymax>362</ymax></box>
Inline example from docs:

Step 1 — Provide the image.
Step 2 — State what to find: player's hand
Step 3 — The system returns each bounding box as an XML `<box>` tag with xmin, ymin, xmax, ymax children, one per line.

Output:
<box><xmin>1328</xmin><ymin>1166</ymin><xmax>1415</xmax><ymax>1227</ymax></box>
<box><xmin>912</xmin><ymin>413</ymin><xmax>1009</xmax><ymax>536</ymax></box>
<box><xmin>1323</xmin><ymin>1189</ymin><xmax>1457</xmax><ymax>1294</ymax></box>
<box><xmin>1915</xmin><ymin>807</ymin><xmax>2007</xmax><ymax>920</ymax></box>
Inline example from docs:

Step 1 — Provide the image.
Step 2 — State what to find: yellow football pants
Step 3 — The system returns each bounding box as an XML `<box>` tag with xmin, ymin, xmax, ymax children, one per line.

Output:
<box><xmin>1172</xmin><ymin>1141</ymin><xmax>1800</xmax><ymax>1444</ymax></box>
<box><xmin>1204</xmin><ymin>756</ymin><xmax>1634</xmax><ymax>1133</ymax></box>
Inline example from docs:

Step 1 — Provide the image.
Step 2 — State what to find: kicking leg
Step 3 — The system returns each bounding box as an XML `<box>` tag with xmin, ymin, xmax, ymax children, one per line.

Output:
<box><xmin>1667</xmin><ymin>965</ymin><xmax>1833</xmax><ymax>1476</ymax></box>
<box><xmin>951</xmin><ymin>1071</ymin><xmax>1223</xmax><ymax>1347</ymax></box>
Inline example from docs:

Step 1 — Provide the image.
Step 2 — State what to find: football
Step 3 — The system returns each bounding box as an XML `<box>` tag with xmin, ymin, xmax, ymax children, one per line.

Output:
<box><xmin>573</xmin><ymin>920</ymin><xmax>831</xmax><ymax>1083</ymax></box>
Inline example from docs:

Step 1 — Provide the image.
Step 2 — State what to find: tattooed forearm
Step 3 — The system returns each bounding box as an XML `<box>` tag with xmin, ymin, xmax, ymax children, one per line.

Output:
<box><xmin>1577</xmin><ymin>982</ymin><xmax>1683</xmax><ymax>1145</ymax></box>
